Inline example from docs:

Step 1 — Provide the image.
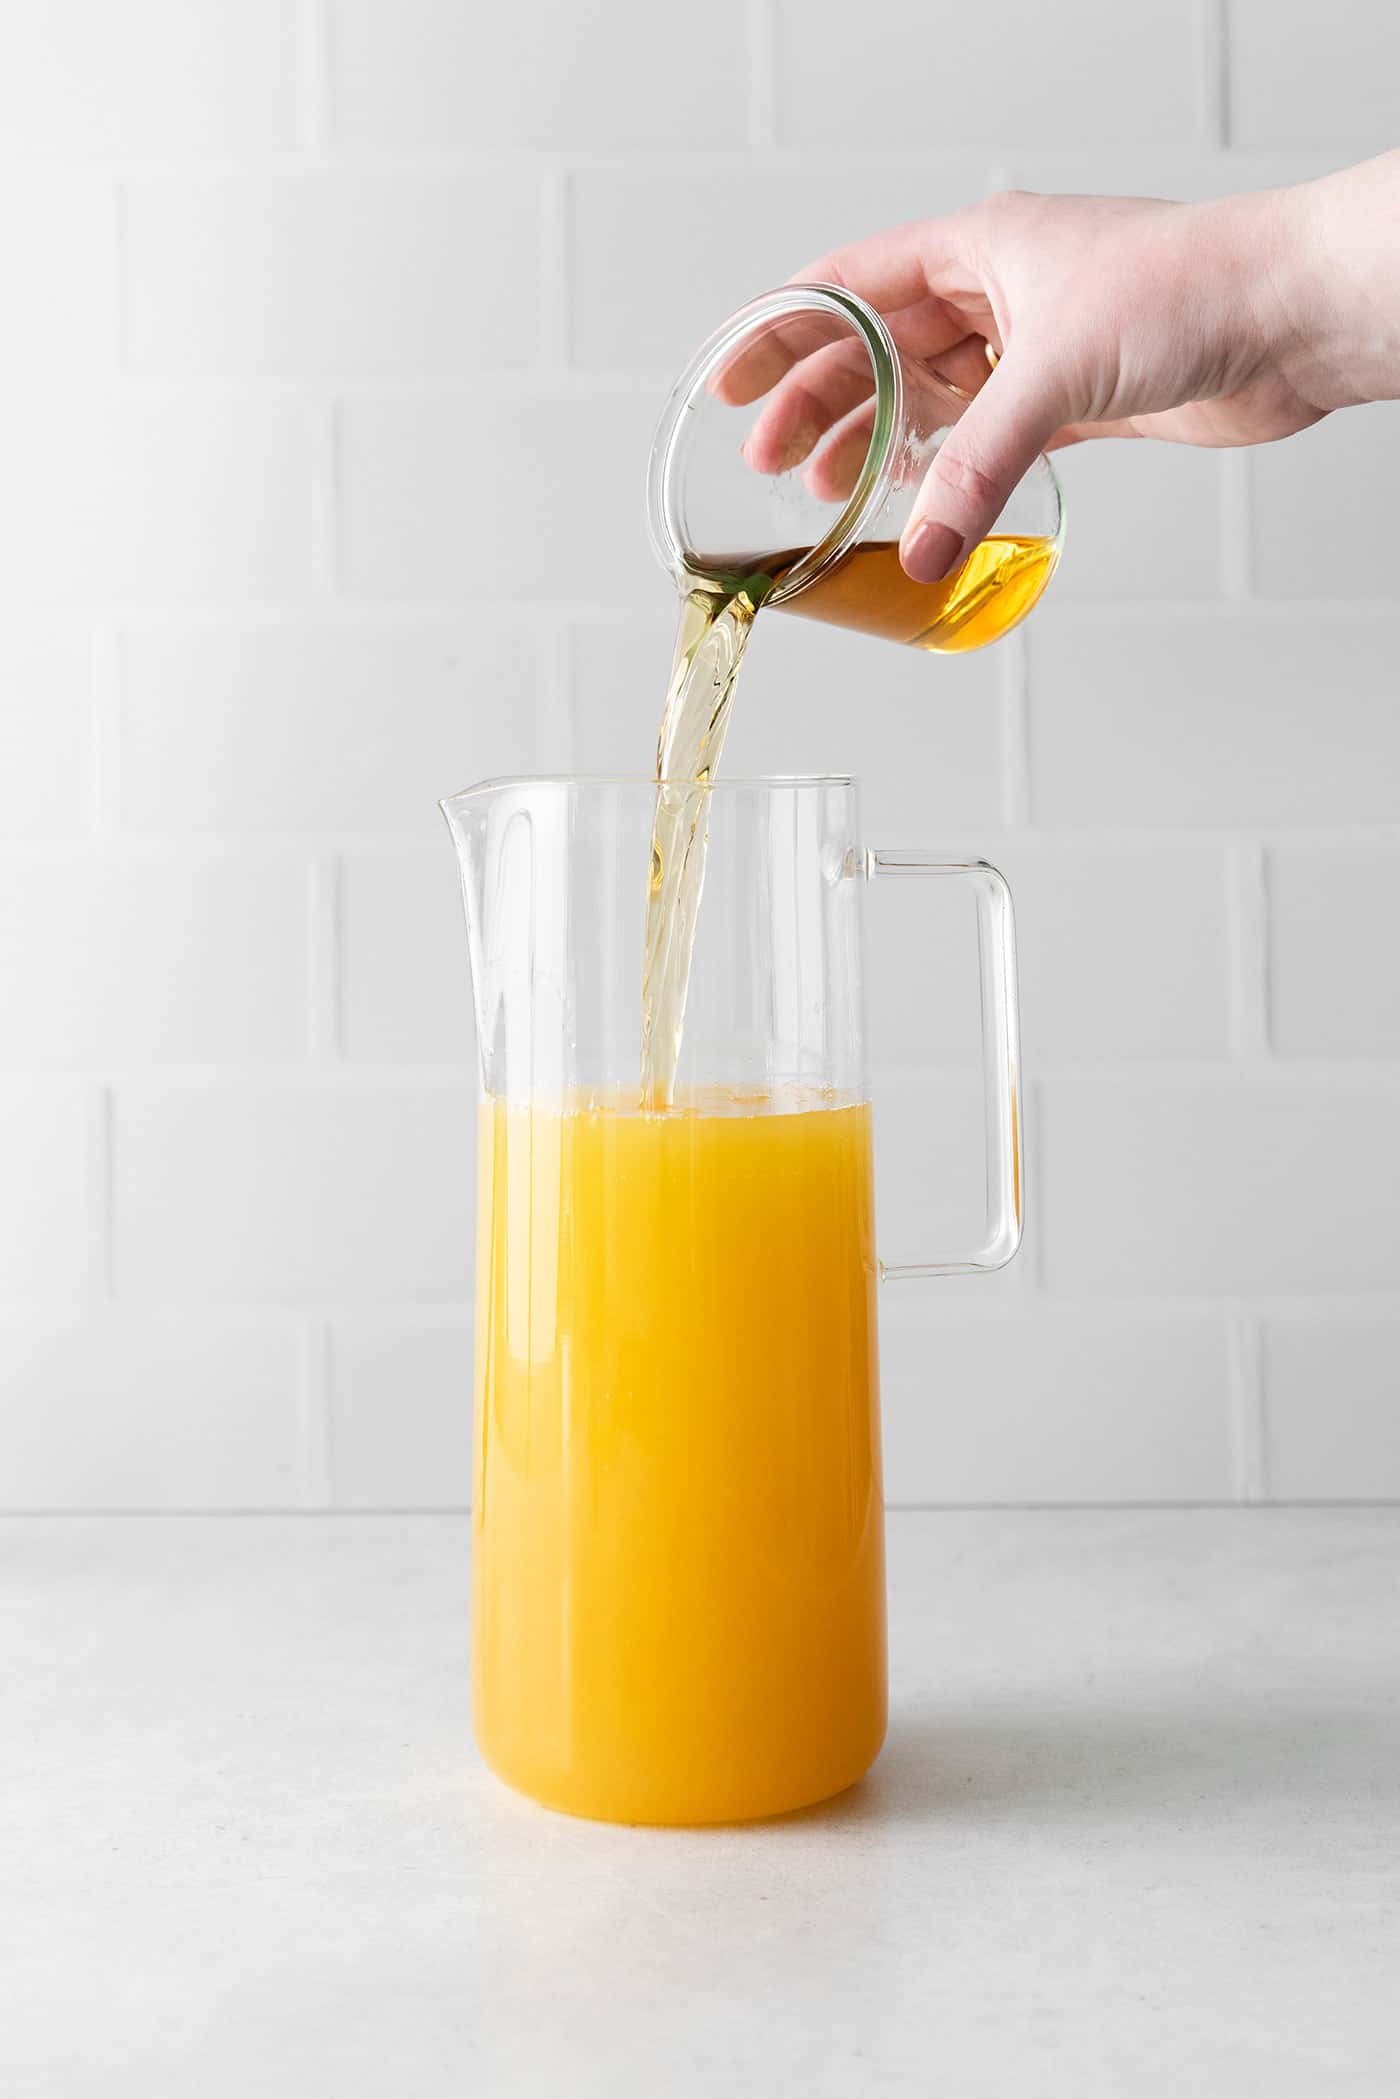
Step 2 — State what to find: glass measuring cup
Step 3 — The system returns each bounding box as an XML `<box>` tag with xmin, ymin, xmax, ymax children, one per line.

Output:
<box><xmin>646</xmin><ymin>283</ymin><xmax>1063</xmax><ymax>653</ymax></box>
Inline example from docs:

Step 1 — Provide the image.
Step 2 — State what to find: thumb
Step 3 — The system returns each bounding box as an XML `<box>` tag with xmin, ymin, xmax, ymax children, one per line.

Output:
<box><xmin>899</xmin><ymin>353</ymin><xmax>1067</xmax><ymax>584</ymax></box>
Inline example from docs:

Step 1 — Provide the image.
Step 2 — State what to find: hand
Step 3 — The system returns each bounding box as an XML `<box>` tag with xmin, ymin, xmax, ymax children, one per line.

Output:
<box><xmin>723</xmin><ymin>155</ymin><xmax>1400</xmax><ymax>581</ymax></box>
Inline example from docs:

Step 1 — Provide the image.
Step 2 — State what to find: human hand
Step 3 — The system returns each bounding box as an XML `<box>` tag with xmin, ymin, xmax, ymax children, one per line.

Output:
<box><xmin>724</xmin><ymin>156</ymin><xmax>1400</xmax><ymax>581</ymax></box>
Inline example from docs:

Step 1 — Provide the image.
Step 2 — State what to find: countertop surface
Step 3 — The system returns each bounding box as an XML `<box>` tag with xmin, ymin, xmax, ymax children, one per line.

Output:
<box><xmin>4</xmin><ymin>1509</ymin><xmax>1399</xmax><ymax>2097</ymax></box>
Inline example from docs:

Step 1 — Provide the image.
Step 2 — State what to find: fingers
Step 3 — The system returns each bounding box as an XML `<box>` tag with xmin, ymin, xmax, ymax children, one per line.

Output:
<box><xmin>793</xmin><ymin>219</ymin><xmax>980</xmax><ymax>319</ymax></box>
<box><xmin>716</xmin><ymin>288</ymin><xmax>973</xmax><ymax>406</ymax></box>
<box><xmin>928</xmin><ymin>331</ymin><xmax>1006</xmax><ymax>399</ymax></box>
<box><xmin>899</xmin><ymin>350</ymin><xmax>1068</xmax><ymax>582</ymax></box>
<box><xmin>802</xmin><ymin>399</ymin><xmax>879</xmax><ymax>501</ymax></box>
<box><xmin>711</xmin><ymin>312</ymin><xmax>858</xmax><ymax>406</ymax></box>
<box><xmin>740</xmin><ymin>337</ymin><xmax>875</xmax><ymax>472</ymax></box>
<box><xmin>714</xmin><ymin>215</ymin><xmax>985</xmax><ymax>403</ymax></box>
<box><xmin>742</xmin><ymin>321</ymin><xmax>996</xmax><ymax>478</ymax></box>
<box><xmin>797</xmin><ymin>332</ymin><xmax>1005</xmax><ymax>502</ymax></box>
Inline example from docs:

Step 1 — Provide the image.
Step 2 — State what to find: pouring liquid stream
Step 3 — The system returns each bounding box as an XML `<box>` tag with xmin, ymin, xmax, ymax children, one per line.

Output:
<box><xmin>639</xmin><ymin>566</ymin><xmax>770</xmax><ymax>1110</ymax></box>
<box><xmin>639</xmin><ymin>530</ymin><xmax>1059</xmax><ymax>1107</ymax></box>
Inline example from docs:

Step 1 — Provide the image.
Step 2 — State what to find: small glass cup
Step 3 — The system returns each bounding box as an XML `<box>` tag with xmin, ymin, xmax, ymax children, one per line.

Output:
<box><xmin>646</xmin><ymin>283</ymin><xmax>1064</xmax><ymax>653</ymax></box>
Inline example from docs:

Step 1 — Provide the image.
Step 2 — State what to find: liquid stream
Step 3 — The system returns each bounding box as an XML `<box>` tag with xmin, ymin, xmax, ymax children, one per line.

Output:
<box><xmin>639</xmin><ymin>532</ymin><xmax>1059</xmax><ymax>1106</ymax></box>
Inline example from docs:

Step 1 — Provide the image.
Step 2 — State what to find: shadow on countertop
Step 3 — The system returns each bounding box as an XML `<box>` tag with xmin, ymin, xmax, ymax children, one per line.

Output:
<box><xmin>773</xmin><ymin>1692</ymin><xmax>1400</xmax><ymax>1835</ymax></box>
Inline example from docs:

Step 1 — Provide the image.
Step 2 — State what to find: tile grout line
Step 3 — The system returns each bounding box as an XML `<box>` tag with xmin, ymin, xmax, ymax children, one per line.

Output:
<box><xmin>89</xmin><ymin>622</ymin><xmax>121</xmax><ymax>834</ymax></box>
<box><xmin>301</xmin><ymin>0</ymin><xmax>334</xmax><ymax>155</ymax></box>
<box><xmin>747</xmin><ymin>0</ymin><xmax>779</xmax><ymax>151</ymax></box>
<box><xmin>12</xmin><ymin>1058</ymin><xmax>1400</xmax><ymax>1089</ymax></box>
<box><xmin>1219</xmin><ymin>450</ymin><xmax>1252</xmax><ymax>598</ymax></box>
<box><xmin>298</xmin><ymin>1321</ymin><xmax>333</xmax><ymax>1508</ymax></box>
<box><xmin>539</xmin><ymin>165</ymin><xmax>572</xmax><ymax>375</ymax></box>
<box><xmin>998</xmin><ymin>626</ymin><xmax>1031</xmax><ymax>828</ymax></box>
<box><xmin>544</xmin><ymin>621</ymin><xmax>575</xmax><ymax>766</ymax></box>
<box><xmin>0</xmin><ymin>145</ymin><xmax>1069</xmax><ymax>179</ymax></box>
<box><xmin>9</xmin><ymin>1501</ymin><xmax>1400</xmax><ymax>1517</ymax></box>
<box><xmin>1022</xmin><ymin>1073</ymin><xmax>1045</xmax><ymax>1297</ymax></box>
<box><xmin>308</xmin><ymin>856</ymin><xmax>342</xmax><ymax>1061</ymax></box>
<box><xmin>312</xmin><ymin>399</ymin><xmax>340</xmax><ymax>598</ymax></box>
<box><xmin>5</xmin><ymin>1294</ymin><xmax>1400</xmax><ymax>1327</ymax></box>
<box><xmin>86</xmin><ymin>1086</ymin><xmax>115</xmax><ymax>1303</ymax></box>
<box><xmin>1228</xmin><ymin>1310</ymin><xmax>1266</xmax><ymax>1500</ymax></box>
<box><xmin>97</xmin><ymin>176</ymin><xmax>125</xmax><ymax>377</ymax></box>
<box><xmin>6</xmin><ymin>1501</ymin><xmax>1399</xmax><ymax>1517</ymax></box>
<box><xmin>1195</xmin><ymin>0</ymin><xmax>1231</xmax><ymax>149</ymax></box>
<box><xmin>8</xmin><ymin>827</ymin><xmax>1400</xmax><ymax>857</ymax></box>
<box><xmin>2</xmin><ymin>592</ymin><xmax>1393</xmax><ymax>619</ymax></box>
<box><xmin>1225</xmin><ymin>841</ymin><xmax>1271</xmax><ymax>1060</ymax></box>
<box><xmin>0</xmin><ymin>1303</ymin><xmax>475</xmax><ymax>1330</ymax></box>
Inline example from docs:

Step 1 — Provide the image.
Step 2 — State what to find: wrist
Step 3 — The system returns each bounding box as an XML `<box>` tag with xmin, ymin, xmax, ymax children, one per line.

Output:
<box><xmin>1264</xmin><ymin>154</ymin><xmax>1400</xmax><ymax>412</ymax></box>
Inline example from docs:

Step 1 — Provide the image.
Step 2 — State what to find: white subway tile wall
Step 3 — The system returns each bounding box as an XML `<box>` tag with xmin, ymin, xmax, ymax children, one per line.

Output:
<box><xmin>770</xmin><ymin>0</ymin><xmax>1201</xmax><ymax>150</ymax></box>
<box><xmin>122</xmin><ymin>172</ymin><xmax>541</xmax><ymax>377</ymax></box>
<box><xmin>1268</xmin><ymin>847</ymin><xmax>1400</xmax><ymax>1058</ymax></box>
<box><xmin>0</xmin><ymin>1085</ymin><xmax>92</xmax><ymax>1300</ymax></box>
<box><xmin>115</xmin><ymin>622</ymin><xmax>549</xmax><ymax>835</ymax></box>
<box><xmin>568</xmin><ymin>160</ymin><xmax>994</xmax><ymax>374</ymax></box>
<box><xmin>1261</xmin><ymin>1319</ymin><xmax>1400</xmax><ymax>1499</ymax></box>
<box><xmin>880</xmin><ymin>1307</ymin><xmax>1235</xmax><ymax>1504</ymax></box>
<box><xmin>0</xmin><ymin>1</ymin><xmax>300</xmax><ymax>158</ymax></box>
<box><xmin>1027</xmin><ymin>609</ymin><xmax>1400</xmax><ymax>828</ymax></box>
<box><xmin>0</xmin><ymin>631</ymin><xmax>96</xmax><ymax>835</ymax></box>
<box><xmin>338</xmin><ymin>393</ymin><xmax>656</xmax><ymax>602</ymax></box>
<box><xmin>338</xmin><ymin>851</ymin><xmax>474</xmax><ymax>1064</ymax></box>
<box><xmin>110</xmin><ymin>1084</ymin><xmax>474</xmax><ymax>1304</ymax></box>
<box><xmin>1228</xmin><ymin>1</ymin><xmax>1400</xmax><ymax>156</ymax></box>
<box><xmin>0</xmin><ymin>851</ymin><xmax>310</xmax><ymax>1066</ymax></box>
<box><xmin>0</xmin><ymin>177</ymin><xmax>111</xmax><ymax>375</ymax></box>
<box><xmin>1045</xmin><ymin>442</ymin><xmax>1229</xmax><ymax>604</ymax></box>
<box><xmin>0</xmin><ymin>0</ymin><xmax>1396</xmax><ymax>1508</ymax></box>
<box><xmin>0</xmin><ymin>1322</ymin><xmax>304</xmax><ymax>1508</ymax></box>
<box><xmin>1250</xmin><ymin>404</ymin><xmax>1400</xmax><ymax>600</ymax></box>
<box><xmin>326</xmin><ymin>1321</ymin><xmax>473</xmax><ymax>1507</ymax></box>
<box><xmin>328</xmin><ymin>1</ymin><xmax>752</xmax><ymax>153</ymax></box>
<box><xmin>0</xmin><ymin>397</ymin><xmax>321</xmax><ymax>605</ymax></box>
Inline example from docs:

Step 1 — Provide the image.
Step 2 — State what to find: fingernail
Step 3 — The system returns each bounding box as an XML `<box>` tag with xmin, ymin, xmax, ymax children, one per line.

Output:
<box><xmin>902</xmin><ymin>520</ymin><xmax>964</xmax><ymax>584</ymax></box>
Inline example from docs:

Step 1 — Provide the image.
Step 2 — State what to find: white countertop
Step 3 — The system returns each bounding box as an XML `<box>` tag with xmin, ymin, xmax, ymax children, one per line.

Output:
<box><xmin>5</xmin><ymin>1510</ymin><xmax>1399</xmax><ymax>2096</ymax></box>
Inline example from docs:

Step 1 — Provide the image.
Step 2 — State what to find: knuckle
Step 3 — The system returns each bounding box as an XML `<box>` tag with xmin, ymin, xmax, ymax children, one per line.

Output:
<box><xmin>932</xmin><ymin>446</ymin><xmax>1000</xmax><ymax>510</ymax></box>
<box><xmin>981</xmin><ymin>186</ymin><xmax>1036</xmax><ymax>217</ymax></box>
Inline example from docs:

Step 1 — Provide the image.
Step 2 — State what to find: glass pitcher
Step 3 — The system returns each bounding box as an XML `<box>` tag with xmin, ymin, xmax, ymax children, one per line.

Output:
<box><xmin>647</xmin><ymin>282</ymin><xmax>1064</xmax><ymax>653</ymax></box>
<box><xmin>442</xmin><ymin>774</ymin><xmax>1021</xmax><ymax>1825</ymax></box>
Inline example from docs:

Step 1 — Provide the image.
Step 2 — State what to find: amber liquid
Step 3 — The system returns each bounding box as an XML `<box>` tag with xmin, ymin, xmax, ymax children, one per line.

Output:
<box><xmin>639</xmin><ymin>567</ymin><xmax>768</xmax><ymax>1106</ymax></box>
<box><xmin>703</xmin><ymin>532</ymin><xmax>1060</xmax><ymax>653</ymax></box>
<box><xmin>639</xmin><ymin>531</ymin><xmax>1059</xmax><ymax>1103</ymax></box>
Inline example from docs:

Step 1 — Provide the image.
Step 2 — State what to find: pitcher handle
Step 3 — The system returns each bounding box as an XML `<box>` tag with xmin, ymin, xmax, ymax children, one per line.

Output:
<box><xmin>865</xmin><ymin>851</ymin><xmax>1023</xmax><ymax>1279</ymax></box>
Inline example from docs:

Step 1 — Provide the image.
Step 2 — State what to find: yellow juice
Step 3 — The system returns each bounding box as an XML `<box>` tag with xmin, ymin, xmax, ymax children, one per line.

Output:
<box><xmin>473</xmin><ymin>1087</ymin><xmax>887</xmax><ymax>1824</ymax></box>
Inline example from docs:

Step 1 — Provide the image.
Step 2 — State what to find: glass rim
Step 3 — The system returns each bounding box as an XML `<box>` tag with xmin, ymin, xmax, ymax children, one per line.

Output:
<box><xmin>644</xmin><ymin>282</ymin><xmax>906</xmax><ymax>608</ymax></box>
<box><xmin>441</xmin><ymin>771</ymin><xmax>857</xmax><ymax>812</ymax></box>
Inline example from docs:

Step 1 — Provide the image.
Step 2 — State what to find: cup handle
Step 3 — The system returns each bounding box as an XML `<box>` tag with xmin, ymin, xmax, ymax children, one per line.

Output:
<box><xmin>865</xmin><ymin>851</ymin><xmax>1023</xmax><ymax>1279</ymax></box>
